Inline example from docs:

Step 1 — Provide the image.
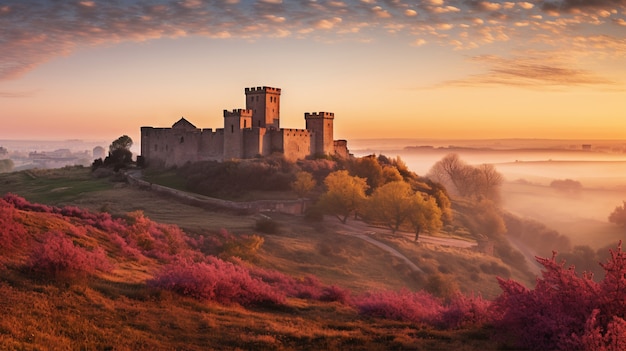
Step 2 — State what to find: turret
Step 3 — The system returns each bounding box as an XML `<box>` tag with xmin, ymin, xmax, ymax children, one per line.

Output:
<box><xmin>245</xmin><ymin>86</ymin><xmax>281</xmax><ymax>129</ymax></box>
<box><xmin>223</xmin><ymin>109</ymin><xmax>253</xmax><ymax>159</ymax></box>
<box><xmin>305</xmin><ymin>112</ymin><xmax>334</xmax><ymax>156</ymax></box>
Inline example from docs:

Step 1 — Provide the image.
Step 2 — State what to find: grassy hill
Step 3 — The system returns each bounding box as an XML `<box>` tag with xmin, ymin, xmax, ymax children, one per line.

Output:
<box><xmin>0</xmin><ymin>166</ymin><xmax>533</xmax><ymax>350</ymax></box>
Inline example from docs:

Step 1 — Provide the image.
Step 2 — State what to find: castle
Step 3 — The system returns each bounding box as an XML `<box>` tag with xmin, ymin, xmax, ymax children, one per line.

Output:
<box><xmin>140</xmin><ymin>86</ymin><xmax>349</xmax><ymax>168</ymax></box>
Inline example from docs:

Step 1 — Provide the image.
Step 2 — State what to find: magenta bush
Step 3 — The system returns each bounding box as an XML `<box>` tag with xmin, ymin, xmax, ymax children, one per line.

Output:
<box><xmin>149</xmin><ymin>257</ymin><xmax>286</xmax><ymax>307</ymax></box>
<box><xmin>355</xmin><ymin>289</ymin><xmax>443</xmax><ymax>325</ymax></box>
<box><xmin>440</xmin><ymin>293</ymin><xmax>492</xmax><ymax>329</ymax></box>
<box><xmin>3</xmin><ymin>193</ymin><xmax>54</xmax><ymax>213</ymax></box>
<box><xmin>27</xmin><ymin>231</ymin><xmax>112</xmax><ymax>279</ymax></box>
<box><xmin>493</xmin><ymin>244</ymin><xmax>626</xmax><ymax>350</ymax></box>
<box><xmin>320</xmin><ymin>285</ymin><xmax>352</xmax><ymax>304</ymax></box>
<box><xmin>0</xmin><ymin>199</ymin><xmax>28</xmax><ymax>252</ymax></box>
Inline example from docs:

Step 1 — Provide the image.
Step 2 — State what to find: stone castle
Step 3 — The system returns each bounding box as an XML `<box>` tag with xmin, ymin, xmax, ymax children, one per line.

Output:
<box><xmin>140</xmin><ymin>86</ymin><xmax>349</xmax><ymax>167</ymax></box>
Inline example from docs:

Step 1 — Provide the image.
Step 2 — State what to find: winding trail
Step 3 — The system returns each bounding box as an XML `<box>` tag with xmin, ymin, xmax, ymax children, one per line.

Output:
<box><xmin>331</xmin><ymin>217</ymin><xmax>477</xmax><ymax>274</ymax></box>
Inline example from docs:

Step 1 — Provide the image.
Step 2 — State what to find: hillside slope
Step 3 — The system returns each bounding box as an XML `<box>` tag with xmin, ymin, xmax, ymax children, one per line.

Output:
<box><xmin>0</xmin><ymin>192</ymin><xmax>502</xmax><ymax>350</ymax></box>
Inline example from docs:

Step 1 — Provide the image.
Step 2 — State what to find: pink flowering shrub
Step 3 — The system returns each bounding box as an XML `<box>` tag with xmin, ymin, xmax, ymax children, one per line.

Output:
<box><xmin>27</xmin><ymin>231</ymin><xmax>112</xmax><ymax>280</ymax></box>
<box><xmin>3</xmin><ymin>193</ymin><xmax>54</xmax><ymax>213</ymax></box>
<box><xmin>494</xmin><ymin>243</ymin><xmax>626</xmax><ymax>350</ymax></box>
<box><xmin>0</xmin><ymin>199</ymin><xmax>28</xmax><ymax>253</ymax></box>
<box><xmin>148</xmin><ymin>257</ymin><xmax>285</xmax><ymax>307</ymax></box>
<box><xmin>320</xmin><ymin>285</ymin><xmax>352</xmax><ymax>304</ymax></box>
<box><xmin>440</xmin><ymin>293</ymin><xmax>493</xmax><ymax>329</ymax></box>
<box><xmin>248</xmin><ymin>266</ymin><xmax>329</xmax><ymax>300</ymax></box>
<box><xmin>354</xmin><ymin>289</ymin><xmax>443</xmax><ymax>325</ymax></box>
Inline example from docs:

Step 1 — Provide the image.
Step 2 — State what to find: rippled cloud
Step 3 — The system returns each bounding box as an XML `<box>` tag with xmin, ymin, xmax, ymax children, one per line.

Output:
<box><xmin>1</xmin><ymin>0</ymin><xmax>625</xmax><ymax>83</ymax></box>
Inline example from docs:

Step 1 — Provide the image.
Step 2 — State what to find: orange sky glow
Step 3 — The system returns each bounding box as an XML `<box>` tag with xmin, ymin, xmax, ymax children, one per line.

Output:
<box><xmin>1</xmin><ymin>0</ymin><xmax>625</xmax><ymax>143</ymax></box>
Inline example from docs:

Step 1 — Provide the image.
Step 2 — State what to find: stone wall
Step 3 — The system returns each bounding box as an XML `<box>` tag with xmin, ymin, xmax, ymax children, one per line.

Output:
<box><xmin>126</xmin><ymin>172</ymin><xmax>310</xmax><ymax>215</ymax></box>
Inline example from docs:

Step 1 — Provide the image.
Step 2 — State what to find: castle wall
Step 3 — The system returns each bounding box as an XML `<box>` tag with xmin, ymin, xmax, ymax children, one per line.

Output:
<box><xmin>333</xmin><ymin>140</ymin><xmax>350</xmax><ymax>159</ymax></box>
<box><xmin>198</xmin><ymin>129</ymin><xmax>224</xmax><ymax>161</ymax></box>
<box><xmin>142</xmin><ymin>125</ymin><xmax>230</xmax><ymax>167</ymax></box>
<box><xmin>272</xmin><ymin>129</ymin><xmax>313</xmax><ymax>161</ymax></box>
<box><xmin>141</xmin><ymin>127</ymin><xmax>199</xmax><ymax>168</ymax></box>
<box><xmin>141</xmin><ymin>86</ymin><xmax>349</xmax><ymax>168</ymax></box>
<box><xmin>243</xmin><ymin>128</ymin><xmax>272</xmax><ymax>158</ymax></box>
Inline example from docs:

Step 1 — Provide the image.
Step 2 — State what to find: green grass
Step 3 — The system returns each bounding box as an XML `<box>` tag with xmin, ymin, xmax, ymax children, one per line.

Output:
<box><xmin>142</xmin><ymin>168</ymin><xmax>187</xmax><ymax>191</ymax></box>
<box><xmin>0</xmin><ymin>166</ymin><xmax>113</xmax><ymax>205</ymax></box>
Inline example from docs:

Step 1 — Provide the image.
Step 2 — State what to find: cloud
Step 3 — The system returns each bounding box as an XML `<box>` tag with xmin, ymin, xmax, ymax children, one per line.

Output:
<box><xmin>0</xmin><ymin>90</ymin><xmax>37</xmax><ymax>98</ymax></box>
<box><xmin>1</xmin><ymin>0</ymin><xmax>626</xmax><ymax>81</ymax></box>
<box><xmin>438</xmin><ymin>54</ymin><xmax>618</xmax><ymax>88</ymax></box>
<box><xmin>518</xmin><ymin>2</ymin><xmax>535</xmax><ymax>9</ymax></box>
<box><xmin>412</xmin><ymin>38</ymin><xmax>427</xmax><ymax>46</ymax></box>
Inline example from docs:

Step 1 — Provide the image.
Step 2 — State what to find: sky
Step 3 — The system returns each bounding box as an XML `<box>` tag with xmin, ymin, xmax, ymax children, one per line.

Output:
<box><xmin>1</xmin><ymin>0</ymin><xmax>625</xmax><ymax>144</ymax></box>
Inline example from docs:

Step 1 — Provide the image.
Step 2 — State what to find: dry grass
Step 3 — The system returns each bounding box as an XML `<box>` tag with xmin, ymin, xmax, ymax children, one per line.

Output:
<box><xmin>0</xmin><ymin>167</ymin><xmax>512</xmax><ymax>349</ymax></box>
<box><xmin>0</xmin><ymin>278</ymin><xmax>499</xmax><ymax>351</ymax></box>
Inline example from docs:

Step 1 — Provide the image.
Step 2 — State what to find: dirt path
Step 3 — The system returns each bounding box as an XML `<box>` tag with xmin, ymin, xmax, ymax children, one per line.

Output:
<box><xmin>331</xmin><ymin>217</ymin><xmax>477</xmax><ymax>274</ymax></box>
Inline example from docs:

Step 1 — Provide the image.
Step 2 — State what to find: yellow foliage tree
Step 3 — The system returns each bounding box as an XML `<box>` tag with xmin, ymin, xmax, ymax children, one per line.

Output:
<box><xmin>291</xmin><ymin>171</ymin><xmax>316</xmax><ymax>198</ymax></box>
<box><xmin>365</xmin><ymin>181</ymin><xmax>414</xmax><ymax>233</ymax></box>
<box><xmin>318</xmin><ymin>170</ymin><xmax>368</xmax><ymax>223</ymax></box>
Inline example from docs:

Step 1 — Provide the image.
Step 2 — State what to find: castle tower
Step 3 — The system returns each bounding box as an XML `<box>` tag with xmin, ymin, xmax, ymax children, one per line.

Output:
<box><xmin>223</xmin><ymin>109</ymin><xmax>252</xmax><ymax>159</ymax></box>
<box><xmin>245</xmin><ymin>86</ymin><xmax>281</xmax><ymax>130</ymax></box>
<box><xmin>305</xmin><ymin>112</ymin><xmax>334</xmax><ymax>156</ymax></box>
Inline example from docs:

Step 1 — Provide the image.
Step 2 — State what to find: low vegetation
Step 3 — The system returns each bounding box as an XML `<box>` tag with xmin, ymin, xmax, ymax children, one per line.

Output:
<box><xmin>2</xmin><ymin>194</ymin><xmax>626</xmax><ymax>350</ymax></box>
<box><xmin>3</xmin><ymin>150</ymin><xmax>625</xmax><ymax>349</ymax></box>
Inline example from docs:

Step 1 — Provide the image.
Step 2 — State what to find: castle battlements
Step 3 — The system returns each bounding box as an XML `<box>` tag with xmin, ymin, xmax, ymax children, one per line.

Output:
<box><xmin>223</xmin><ymin>109</ymin><xmax>253</xmax><ymax>117</ymax></box>
<box><xmin>141</xmin><ymin>86</ymin><xmax>349</xmax><ymax>167</ymax></box>
<box><xmin>245</xmin><ymin>86</ymin><xmax>281</xmax><ymax>94</ymax></box>
<box><xmin>305</xmin><ymin>112</ymin><xmax>334</xmax><ymax>119</ymax></box>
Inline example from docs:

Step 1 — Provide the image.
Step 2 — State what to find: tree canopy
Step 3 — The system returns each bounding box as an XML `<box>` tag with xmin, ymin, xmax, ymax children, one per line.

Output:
<box><xmin>609</xmin><ymin>201</ymin><xmax>626</xmax><ymax>228</ymax></box>
<box><xmin>291</xmin><ymin>171</ymin><xmax>316</xmax><ymax>198</ymax></box>
<box><xmin>428</xmin><ymin>153</ymin><xmax>503</xmax><ymax>203</ymax></box>
<box><xmin>318</xmin><ymin>170</ymin><xmax>368</xmax><ymax>223</ymax></box>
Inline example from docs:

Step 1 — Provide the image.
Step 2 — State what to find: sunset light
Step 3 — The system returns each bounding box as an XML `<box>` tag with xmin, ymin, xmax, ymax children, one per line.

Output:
<box><xmin>1</xmin><ymin>0</ymin><xmax>625</xmax><ymax>142</ymax></box>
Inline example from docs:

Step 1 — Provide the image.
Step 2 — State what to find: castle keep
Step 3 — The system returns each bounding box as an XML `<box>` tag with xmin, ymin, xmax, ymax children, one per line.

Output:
<box><xmin>140</xmin><ymin>86</ymin><xmax>349</xmax><ymax>167</ymax></box>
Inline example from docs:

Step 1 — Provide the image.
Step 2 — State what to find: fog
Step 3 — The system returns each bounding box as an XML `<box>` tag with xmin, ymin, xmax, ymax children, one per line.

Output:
<box><xmin>353</xmin><ymin>139</ymin><xmax>626</xmax><ymax>250</ymax></box>
<box><xmin>0</xmin><ymin>139</ymin><xmax>107</xmax><ymax>171</ymax></box>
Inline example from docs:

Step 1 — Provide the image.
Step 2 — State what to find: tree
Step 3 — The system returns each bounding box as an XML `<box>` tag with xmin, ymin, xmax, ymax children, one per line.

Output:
<box><xmin>318</xmin><ymin>170</ymin><xmax>368</xmax><ymax>223</ymax></box>
<box><xmin>550</xmin><ymin>179</ymin><xmax>583</xmax><ymax>193</ymax></box>
<box><xmin>348</xmin><ymin>155</ymin><xmax>384</xmax><ymax>193</ymax></box>
<box><xmin>104</xmin><ymin>135</ymin><xmax>133</xmax><ymax>171</ymax></box>
<box><xmin>471</xmin><ymin>164</ymin><xmax>504</xmax><ymax>203</ymax></box>
<box><xmin>407</xmin><ymin>192</ymin><xmax>443</xmax><ymax>241</ymax></box>
<box><xmin>609</xmin><ymin>201</ymin><xmax>626</xmax><ymax>228</ymax></box>
<box><xmin>109</xmin><ymin>135</ymin><xmax>133</xmax><ymax>154</ymax></box>
<box><xmin>428</xmin><ymin>154</ymin><xmax>503</xmax><ymax>202</ymax></box>
<box><xmin>427</xmin><ymin>153</ymin><xmax>471</xmax><ymax>197</ymax></box>
<box><xmin>365</xmin><ymin>181</ymin><xmax>414</xmax><ymax>233</ymax></box>
<box><xmin>291</xmin><ymin>171</ymin><xmax>316</xmax><ymax>198</ymax></box>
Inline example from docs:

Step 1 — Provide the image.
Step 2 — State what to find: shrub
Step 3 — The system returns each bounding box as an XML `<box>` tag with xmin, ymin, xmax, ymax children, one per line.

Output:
<box><xmin>0</xmin><ymin>199</ymin><xmax>28</xmax><ymax>253</ymax></box>
<box><xmin>440</xmin><ymin>293</ymin><xmax>492</xmax><ymax>329</ymax></box>
<box><xmin>355</xmin><ymin>289</ymin><xmax>443</xmax><ymax>325</ymax></box>
<box><xmin>27</xmin><ymin>231</ymin><xmax>112</xmax><ymax>281</ymax></box>
<box><xmin>149</xmin><ymin>257</ymin><xmax>285</xmax><ymax>307</ymax></box>
<box><xmin>493</xmin><ymin>249</ymin><xmax>603</xmax><ymax>350</ymax></box>
<box><xmin>320</xmin><ymin>285</ymin><xmax>351</xmax><ymax>304</ymax></box>
<box><xmin>255</xmin><ymin>217</ymin><xmax>279</xmax><ymax>234</ymax></box>
<box><xmin>221</xmin><ymin>234</ymin><xmax>264</xmax><ymax>261</ymax></box>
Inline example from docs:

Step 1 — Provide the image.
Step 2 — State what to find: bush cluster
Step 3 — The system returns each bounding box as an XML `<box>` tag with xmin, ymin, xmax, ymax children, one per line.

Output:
<box><xmin>27</xmin><ymin>231</ymin><xmax>112</xmax><ymax>281</ymax></box>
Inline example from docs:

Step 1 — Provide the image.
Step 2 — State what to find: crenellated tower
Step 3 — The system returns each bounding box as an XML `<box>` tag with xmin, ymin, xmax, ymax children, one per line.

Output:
<box><xmin>223</xmin><ymin>109</ymin><xmax>252</xmax><ymax>159</ymax></box>
<box><xmin>305</xmin><ymin>112</ymin><xmax>334</xmax><ymax>156</ymax></box>
<box><xmin>245</xmin><ymin>86</ymin><xmax>281</xmax><ymax>130</ymax></box>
